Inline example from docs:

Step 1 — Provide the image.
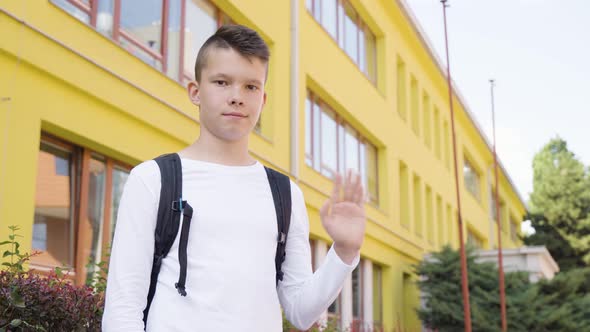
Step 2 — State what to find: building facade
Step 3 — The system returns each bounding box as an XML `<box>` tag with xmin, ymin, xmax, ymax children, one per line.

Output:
<box><xmin>0</xmin><ymin>0</ymin><xmax>526</xmax><ymax>330</ymax></box>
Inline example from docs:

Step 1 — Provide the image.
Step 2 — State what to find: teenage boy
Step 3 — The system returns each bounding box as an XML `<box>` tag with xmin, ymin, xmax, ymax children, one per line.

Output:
<box><xmin>103</xmin><ymin>24</ymin><xmax>366</xmax><ymax>331</ymax></box>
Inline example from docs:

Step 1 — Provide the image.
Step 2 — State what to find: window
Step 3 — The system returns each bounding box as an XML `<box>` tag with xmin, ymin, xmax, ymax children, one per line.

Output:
<box><xmin>410</xmin><ymin>76</ymin><xmax>419</xmax><ymax>136</ymax></box>
<box><xmin>434</xmin><ymin>107</ymin><xmax>441</xmax><ymax>160</ymax></box>
<box><xmin>444</xmin><ymin>121</ymin><xmax>450</xmax><ymax>170</ymax></box>
<box><xmin>328</xmin><ymin>291</ymin><xmax>342</xmax><ymax>324</ymax></box>
<box><xmin>413</xmin><ymin>174</ymin><xmax>422</xmax><ymax>237</ymax></box>
<box><xmin>399</xmin><ymin>162</ymin><xmax>409</xmax><ymax>228</ymax></box>
<box><xmin>352</xmin><ymin>263</ymin><xmax>363</xmax><ymax>327</ymax></box>
<box><xmin>306</xmin><ymin>91</ymin><xmax>379</xmax><ymax>204</ymax></box>
<box><xmin>490</xmin><ymin>189</ymin><xmax>504</xmax><ymax>224</ymax></box>
<box><xmin>436</xmin><ymin>195</ymin><xmax>443</xmax><ymax>246</ymax></box>
<box><xmin>463</xmin><ymin>158</ymin><xmax>480</xmax><ymax>201</ymax></box>
<box><xmin>396</xmin><ymin>57</ymin><xmax>407</xmax><ymax>120</ymax></box>
<box><xmin>182</xmin><ymin>0</ymin><xmax>232</xmax><ymax>83</ymax></box>
<box><xmin>467</xmin><ymin>228</ymin><xmax>483</xmax><ymax>249</ymax></box>
<box><xmin>32</xmin><ymin>140</ymin><xmax>77</xmax><ymax>270</ymax></box>
<box><xmin>51</xmin><ymin>0</ymin><xmax>92</xmax><ymax>24</ymax></box>
<box><xmin>446</xmin><ymin>204</ymin><xmax>453</xmax><ymax>246</ymax></box>
<box><xmin>373</xmin><ymin>265</ymin><xmax>383</xmax><ymax>331</ymax></box>
<box><xmin>31</xmin><ymin>134</ymin><xmax>131</xmax><ymax>284</ymax></box>
<box><xmin>510</xmin><ymin>216</ymin><xmax>519</xmax><ymax>242</ymax></box>
<box><xmin>423</xmin><ymin>93</ymin><xmax>431</xmax><ymax>149</ymax></box>
<box><xmin>425</xmin><ymin>185</ymin><xmax>434</xmax><ymax>244</ymax></box>
<box><xmin>50</xmin><ymin>0</ymin><xmax>232</xmax><ymax>83</ymax></box>
<box><xmin>306</xmin><ymin>0</ymin><xmax>377</xmax><ymax>83</ymax></box>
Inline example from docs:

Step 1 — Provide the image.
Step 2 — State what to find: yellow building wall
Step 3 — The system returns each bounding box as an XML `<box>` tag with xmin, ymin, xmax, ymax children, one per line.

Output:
<box><xmin>1</xmin><ymin>0</ymin><xmax>526</xmax><ymax>331</ymax></box>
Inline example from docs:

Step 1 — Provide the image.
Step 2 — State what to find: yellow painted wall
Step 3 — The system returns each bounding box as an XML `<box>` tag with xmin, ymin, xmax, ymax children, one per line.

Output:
<box><xmin>1</xmin><ymin>0</ymin><xmax>526</xmax><ymax>331</ymax></box>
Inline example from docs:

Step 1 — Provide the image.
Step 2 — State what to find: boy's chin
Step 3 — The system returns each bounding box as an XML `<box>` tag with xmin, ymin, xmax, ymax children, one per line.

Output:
<box><xmin>215</xmin><ymin>130</ymin><xmax>252</xmax><ymax>142</ymax></box>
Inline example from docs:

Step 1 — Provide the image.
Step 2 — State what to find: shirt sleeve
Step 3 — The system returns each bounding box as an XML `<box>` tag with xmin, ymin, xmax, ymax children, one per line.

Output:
<box><xmin>277</xmin><ymin>182</ymin><xmax>360</xmax><ymax>330</ymax></box>
<box><xmin>102</xmin><ymin>162</ymin><xmax>159</xmax><ymax>332</ymax></box>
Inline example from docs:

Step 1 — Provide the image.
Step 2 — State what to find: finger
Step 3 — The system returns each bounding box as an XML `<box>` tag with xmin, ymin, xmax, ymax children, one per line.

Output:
<box><xmin>353</xmin><ymin>174</ymin><xmax>365</xmax><ymax>205</ymax></box>
<box><xmin>331</xmin><ymin>172</ymin><xmax>343</xmax><ymax>204</ymax></box>
<box><xmin>344</xmin><ymin>169</ymin><xmax>355</xmax><ymax>201</ymax></box>
<box><xmin>351</xmin><ymin>171</ymin><xmax>362</xmax><ymax>202</ymax></box>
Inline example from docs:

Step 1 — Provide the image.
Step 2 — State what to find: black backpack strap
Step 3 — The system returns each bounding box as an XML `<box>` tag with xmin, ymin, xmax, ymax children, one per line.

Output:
<box><xmin>143</xmin><ymin>153</ymin><xmax>193</xmax><ymax>328</ymax></box>
<box><xmin>264</xmin><ymin>166</ymin><xmax>292</xmax><ymax>287</ymax></box>
<box><xmin>174</xmin><ymin>201</ymin><xmax>193</xmax><ymax>296</ymax></box>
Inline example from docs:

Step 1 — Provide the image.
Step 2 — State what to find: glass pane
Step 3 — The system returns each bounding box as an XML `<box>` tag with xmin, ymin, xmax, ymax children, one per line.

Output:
<box><xmin>490</xmin><ymin>190</ymin><xmax>497</xmax><ymax>221</ymax></box>
<box><xmin>320</xmin><ymin>108</ymin><xmax>337</xmax><ymax>178</ymax></box>
<box><xmin>337</xmin><ymin>2</ymin><xmax>345</xmax><ymax>49</ymax></box>
<box><xmin>120</xmin><ymin>38</ymin><xmax>163</xmax><ymax>70</ymax></box>
<box><xmin>120</xmin><ymin>0</ymin><xmax>163</xmax><ymax>53</ymax></box>
<box><xmin>352</xmin><ymin>265</ymin><xmax>361</xmax><ymax>318</ymax></box>
<box><xmin>365</xmin><ymin>27</ymin><xmax>377</xmax><ymax>82</ymax></box>
<box><xmin>313</xmin><ymin>101</ymin><xmax>321</xmax><ymax>170</ymax></box>
<box><xmin>464</xmin><ymin>159</ymin><xmax>480</xmax><ymax>200</ymax></box>
<box><xmin>313</xmin><ymin>0</ymin><xmax>321</xmax><ymax>22</ymax></box>
<box><xmin>367</xmin><ymin>143</ymin><xmax>378</xmax><ymax>202</ymax></box>
<box><xmin>360</xmin><ymin>141</ymin><xmax>367</xmax><ymax>191</ymax></box>
<box><xmin>345</xmin><ymin>126</ymin><xmax>359</xmax><ymax>173</ymax></box>
<box><xmin>343</xmin><ymin>3</ymin><xmax>358</xmax><ymax>63</ymax></box>
<box><xmin>32</xmin><ymin>142</ymin><xmax>74</xmax><ymax>268</ymax></box>
<box><xmin>305</xmin><ymin>95</ymin><xmax>312</xmax><ymax>163</ymax></box>
<box><xmin>110</xmin><ymin>167</ymin><xmax>130</xmax><ymax>242</ymax></box>
<box><xmin>373</xmin><ymin>265</ymin><xmax>382</xmax><ymax>323</ymax></box>
<box><xmin>359</xmin><ymin>27</ymin><xmax>366</xmax><ymax>72</ymax></box>
<box><xmin>97</xmin><ymin>0</ymin><xmax>114</xmax><ymax>36</ymax></box>
<box><xmin>322</xmin><ymin>0</ymin><xmax>337</xmax><ymax>39</ymax></box>
<box><xmin>166</xmin><ymin>0</ymin><xmax>182</xmax><ymax>80</ymax></box>
<box><xmin>328</xmin><ymin>295</ymin><xmax>340</xmax><ymax>314</ymax></box>
<box><xmin>87</xmin><ymin>157</ymin><xmax>107</xmax><ymax>282</ymax></box>
<box><xmin>51</xmin><ymin>0</ymin><xmax>90</xmax><ymax>24</ymax></box>
<box><xmin>184</xmin><ymin>0</ymin><xmax>218</xmax><ymax>80</ymax></box>
<box><xmin>338</xmin><ymin>123</ymin><xmax>345</xmax><ymax>174</ymax></box>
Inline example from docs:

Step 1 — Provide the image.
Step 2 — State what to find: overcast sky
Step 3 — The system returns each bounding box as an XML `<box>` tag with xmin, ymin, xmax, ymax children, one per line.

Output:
<box><xmin>405</xmin><ymin>0</ymin><xmax>590</xmax><ymax>207</ymax></box>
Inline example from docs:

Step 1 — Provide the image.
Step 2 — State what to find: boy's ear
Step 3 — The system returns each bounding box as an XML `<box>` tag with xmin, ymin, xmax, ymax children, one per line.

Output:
<box><xmin>188</xmin><ymin>81</ymin><xmax>200</xmax><ymax>106</ymax></box>
<box><xmin>263</xmin><ymin>92</ymin><xmax>267</xmax><ymax>106</ymax></box>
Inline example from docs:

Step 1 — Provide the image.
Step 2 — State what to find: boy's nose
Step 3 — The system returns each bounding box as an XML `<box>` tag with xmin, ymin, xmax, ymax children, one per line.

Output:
<box><xmin>229</xmin><ymin>98</ymin><xmax>244</xmax><ymax>106</ymax></box>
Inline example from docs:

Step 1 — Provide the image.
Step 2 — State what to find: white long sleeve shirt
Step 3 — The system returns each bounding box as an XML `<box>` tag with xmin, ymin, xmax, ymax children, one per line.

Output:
<box><xmin>102</xmin><ymin>158</ymin><xmax>359</xmax><ymax>331</ymax></box>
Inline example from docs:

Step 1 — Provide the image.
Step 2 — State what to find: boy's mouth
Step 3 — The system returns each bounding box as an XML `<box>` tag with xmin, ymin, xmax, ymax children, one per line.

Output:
<box><xmin>222</xmin><ymin>112</ymin><xmax>247</xmax><ymax>118</ymax></box>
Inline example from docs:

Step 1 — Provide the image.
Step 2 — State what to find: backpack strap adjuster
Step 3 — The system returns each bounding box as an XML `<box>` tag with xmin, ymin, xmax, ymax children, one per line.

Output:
<box><xmin>277</xmin><ymin>231</ymin><xmax>286</xmax><ymax>244</ymax></box>
<box><xmin>171</xmin><ymin>199</ymin><xmax>186</xmax><ymax>212</ymax></box>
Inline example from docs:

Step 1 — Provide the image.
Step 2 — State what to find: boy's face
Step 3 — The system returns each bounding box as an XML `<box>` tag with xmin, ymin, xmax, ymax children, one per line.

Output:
<box><xmin>188</xmin><ymin>47</ymin><xmax>267</xmax><ymax>143</ymax></box>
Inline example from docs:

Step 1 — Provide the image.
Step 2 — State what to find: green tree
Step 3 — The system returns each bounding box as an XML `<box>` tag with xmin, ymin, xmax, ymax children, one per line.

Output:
<box><xmin>415</xmin><ymin>246</ymin><xmax>536</xmax><ymax>332</ymax></box>
<box><xmin>525</xmin><ymin>137</ymin><xmax>590</xmax><ymax>269</ymax></box>
<box><xmin>416</xmin><ymin>246</ymin><xmax>590</xmax><ymax>332</ymax></box>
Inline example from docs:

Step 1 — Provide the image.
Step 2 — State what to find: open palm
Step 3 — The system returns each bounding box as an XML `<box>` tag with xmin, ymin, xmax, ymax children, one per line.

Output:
<box><xmin>320</xmin><ymin>171</ymin><xmax>367</xmax><ymax>253</ymax></box>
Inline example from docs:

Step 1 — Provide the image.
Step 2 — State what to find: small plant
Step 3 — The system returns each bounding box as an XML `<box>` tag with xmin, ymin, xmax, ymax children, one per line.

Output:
<box><xmin>0</xmin><ymin>226</ymin><xmax>104</xmax><ymax>331</ymax></box>
<box><xmin>1</xmin><ymin>226</ymin><xmax>32</xmax><ymax>274</ymax></box>
<box><xmin>282</xmin><ymin>312</ymin><xmax>349</xmax><ymax>332</ymax></box>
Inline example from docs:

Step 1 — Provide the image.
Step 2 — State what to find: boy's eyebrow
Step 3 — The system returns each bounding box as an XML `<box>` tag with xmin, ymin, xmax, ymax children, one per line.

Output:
<box><xmin>209</xmin><ymin>73</ymin><xmax>231</xmax><ymax>80</ymax></box>
<box><xmin>209</xmin><ymin>73</ymin><xmax>263</xmax><ymax>86</ymax></box>
<box><xmin>245</xmin><ymin>78</ymin><xmax>264</xmax><ymax>86</ymax></box>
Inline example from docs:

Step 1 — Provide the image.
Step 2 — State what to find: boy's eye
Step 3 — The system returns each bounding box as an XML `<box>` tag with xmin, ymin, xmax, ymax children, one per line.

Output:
<box><xmin>246</xmin><ymin>85</ymin><xmax>259</xmax><ymax>91</ymax></box>
<box><xmin>214</xmin><ymin>80</ymin><xmax>227</xmax><ymax>86</ymax></box>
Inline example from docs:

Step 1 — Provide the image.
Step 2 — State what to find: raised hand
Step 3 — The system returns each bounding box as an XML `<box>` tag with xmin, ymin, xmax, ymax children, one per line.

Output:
<box><xmin>319</xmin><ymin>170</ymin><xmax>367</xmax><ymax>264</ymax></box>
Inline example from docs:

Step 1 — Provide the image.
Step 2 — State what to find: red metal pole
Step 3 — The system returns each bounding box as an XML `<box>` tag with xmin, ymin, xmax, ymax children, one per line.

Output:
<box><xmin>440</xmin><ymin>1</ymin><xmax>472</xmax><ymax>331</ymax></box>
<box><xmin>490</xmin><ymin>79</ymin><xmax>508</xmax><ymax>331</ymax></box>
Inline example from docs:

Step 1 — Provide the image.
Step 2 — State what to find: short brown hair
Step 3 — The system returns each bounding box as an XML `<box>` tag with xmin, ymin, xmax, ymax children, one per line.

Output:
<box><xmin>194</xmin><ymin>24</ymin><xmax>270</xmax><ymax>82</ymax></box>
